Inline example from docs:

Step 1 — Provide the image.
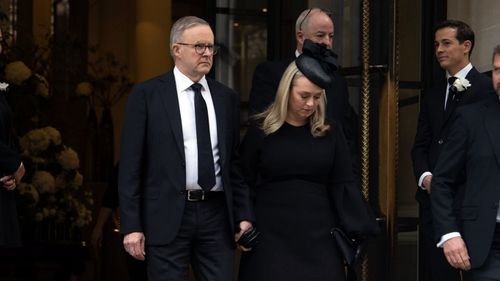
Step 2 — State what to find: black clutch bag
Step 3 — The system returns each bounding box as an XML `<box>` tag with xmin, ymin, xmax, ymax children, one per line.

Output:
<box><xmin>237</xmin><ymin>226</ymin><xmax>260</xmax><ymax>248</ymax></box>
<box><xmin>331</xmin><ymin>227</ymin><xmax>360</xmax><ymax>266</ymax></box>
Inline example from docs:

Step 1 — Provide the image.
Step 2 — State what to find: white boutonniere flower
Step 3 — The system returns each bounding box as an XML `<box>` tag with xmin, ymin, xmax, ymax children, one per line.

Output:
<box><xmin>0</xmin><ymin>82</ymin><xmax>9</xmax><ymax>91</ymax></box>
<box><xmin>452</xmin><ymin>77</ymin><xmax>471</xmax><ymax>92</ymax></box>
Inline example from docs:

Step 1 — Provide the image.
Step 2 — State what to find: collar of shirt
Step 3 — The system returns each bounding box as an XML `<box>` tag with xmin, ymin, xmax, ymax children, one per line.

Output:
<box><xmin>173</xmin><ymin>66</ymin><xmax>210</xmax><ymax>94</ymax></box>
<box><xmin>295</xmin><ymin>49</ymin><xmax>301</xmax><ymax>58</ymax></box>
<box><xmin>446</xmin><ymin>62</ymin><xmax>473</xmax><ymax>81</ymax></box>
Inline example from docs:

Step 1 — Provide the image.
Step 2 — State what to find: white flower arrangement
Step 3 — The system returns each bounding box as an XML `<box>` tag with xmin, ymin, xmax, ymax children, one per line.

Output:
<box><xmin>16</xmin><ymin>126</ymin><xmax>93</xmax><ymax>230</ymax></box>
<box><xmin>32</xmin><ymin>170</ymin><xmax>56</xmax><ymax>194</ymax></box>
<box><xmin>451</xmin><ymin>77</ymin><xmax>471</xmax><ymax>92</ymax></box>
<box><xmin>19</xmin><ymin>128</ymin><xmax>52</xmax><ymax>154</ymax></box>
<box><xmin>77</xmin><ymin>51</ymin><xmax>133</xmax><ymax>109</ymax></box>
<box><xmin>3</xmin><ymin>61</ymin><xmax>50</xmax><ymax>98</ymax></box>
<box><xmin>44</xmin><ymin>126</ymin><xmax>62</xmax><ymax>145</ymax></box>
<box><xmin>57</xmin><ymin>147</ymin><xmax>80</xmax><ymax>170</ymax></box>
<box><xmin>5</xmin><ymin>61</ymin><xmax>32</xmax><ymax>85</ymax></box>
<box><xmin>0</xmin><ymin>82</ymin><xmax>8</xmax><ymax>91</ymax></box>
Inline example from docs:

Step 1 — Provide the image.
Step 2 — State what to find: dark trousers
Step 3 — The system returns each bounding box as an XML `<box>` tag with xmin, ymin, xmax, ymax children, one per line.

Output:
<box><xmin>419</xmin><ymin>206</ymin><xmax>461</xmax><ymax>281</ymax></box>
<box><xmin>146</xmin><ymin>195</ymin><xmax>234</xmax><ymax>281</ymax></box>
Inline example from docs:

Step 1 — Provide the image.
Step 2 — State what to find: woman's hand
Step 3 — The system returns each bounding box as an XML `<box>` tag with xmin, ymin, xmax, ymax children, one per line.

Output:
<box><xmin>235</xmin><ymin>220</ymin><xmax>254</xmax><ymax>251</ymax></box>
<box><xmin>0</xmin><ymin>175</ymin><xmax>16</xmax><ymax>190</ymax></box>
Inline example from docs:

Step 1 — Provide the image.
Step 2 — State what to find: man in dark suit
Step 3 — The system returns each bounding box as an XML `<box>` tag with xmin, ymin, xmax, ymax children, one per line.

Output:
<box><xmin>118</xmin><ymin>16</ymin><xmax>254</xmax><ymax>281</ymax></box>
<box><xmin>411</xmin><ymin>20</ymin><xmax>494</xmax><ymax>280</ymax></box>
<box><xmin>431</xmin><ymin>44</ymin><xmax>500</xmax><ymax>280</ymax></box>
<box><xmin>248</xmin><ymin>8</ymin><xmax>358</xmax><ymax>165</ymax></box>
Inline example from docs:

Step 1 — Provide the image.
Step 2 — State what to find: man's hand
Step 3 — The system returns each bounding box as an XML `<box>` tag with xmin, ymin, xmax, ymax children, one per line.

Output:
<box><xmin>443</xmin><ymin>237</ymin><xmax>471</xmax><ymax>270</ymax></box>
<box><xmin>1</xmin><ymin>163</ymin><xmax>26</xmax><ymax>191</ymax></box>
<box><xmin>123</xmin><ymin>232</ymin><xmax>146</xmax><ymax>260</ymax></box>
<box><xmin>235</xmin><ymin>220</ymin><xmax>253</xmax><ymax>251</ymax></box>
<box><xmin>423</xmin><ymin>175</ymin><xmax>432</xmax><ymax>194</ymax></box>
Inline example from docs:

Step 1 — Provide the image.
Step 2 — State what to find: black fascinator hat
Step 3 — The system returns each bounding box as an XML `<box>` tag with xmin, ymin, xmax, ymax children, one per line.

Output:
<box><xmin>295</xmin><ymin>39</ymin><xmax>338</xmax><ymax>89</ymax></box>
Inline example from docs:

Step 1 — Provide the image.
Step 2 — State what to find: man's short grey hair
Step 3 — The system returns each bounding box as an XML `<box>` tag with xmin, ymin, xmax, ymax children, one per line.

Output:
<box><xmin>295</xmin><ymin>8</ymin><xmax>331</xmax><ymax>34</ymax></box>
<box><xmin>169</xmin><ymin>16</ymin><xmax>210</xmax><ymax>57</ymax></box>
<box><xmin>493</xmin><ymin>44</ymin><xmax>500</xmax><ymax>62</ymax></box>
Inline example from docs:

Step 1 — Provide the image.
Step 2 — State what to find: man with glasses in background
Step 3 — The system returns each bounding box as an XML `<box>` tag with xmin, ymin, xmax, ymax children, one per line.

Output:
<box><xmin>119</xmin><ymin>16</ymin><xmax>254</xmax><ymax>281</ymax></box>
<box><xmin>248</xmin><ymin>7</ymin><xmax>359</xmax><ymax>175</ymax></box>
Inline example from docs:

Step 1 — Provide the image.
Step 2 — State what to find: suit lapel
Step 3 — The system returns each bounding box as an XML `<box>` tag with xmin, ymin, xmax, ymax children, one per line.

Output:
<box><xmin>207</xmin><ymin>78</ymin><xmax>227</xmax><ymax>166</ymax></box>
<box><xmin>484</xmin><ymin>98</ymin><xmax>500</xmax><ymax>168</ymax></box>
<box><xmin>458</xmin><ymin>67</ymin><xmax>479</xmax><ymax>106</ymax></box>
<box><xmin>430</xmin><ymin>82</ymin><xmax>447</xmax><ymax>127</ymax></box>
<box><xmin>159</xmin><ymin>72</ymin><xmax>185</xmax><ymax>160</ymax></box>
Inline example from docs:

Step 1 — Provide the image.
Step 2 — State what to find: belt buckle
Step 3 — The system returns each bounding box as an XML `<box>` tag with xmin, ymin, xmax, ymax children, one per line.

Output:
<box><xmin>187</xmin><ymin>190</ymin><xmax>204</xmax><ymax>202</ymax></box>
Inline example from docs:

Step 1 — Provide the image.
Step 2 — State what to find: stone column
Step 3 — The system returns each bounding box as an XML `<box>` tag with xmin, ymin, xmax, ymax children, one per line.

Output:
<box><xmin>448</xmin><ymin>0</ymin><xmax>500</xmax><ymax>72</ymax></box>
<box><xmin>135</xmin><ymin>0</ymin><xmax>172</xmax><ymax>82</ymax></box>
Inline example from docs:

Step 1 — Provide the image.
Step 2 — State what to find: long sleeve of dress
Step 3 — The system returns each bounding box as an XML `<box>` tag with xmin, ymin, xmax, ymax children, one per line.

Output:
<box><xmin>239</xmin><ymin>122</ymin><xmax>265</xmax><ymax>202</ymax></box>
<box><xmin>329</xmin><ymin>122</ymin><xmax>379</xmax><ymax>239</ymax></box>
<box><xmin>0</xmin><ymin>96</ymin><xmax>21</xmax><ymax>176</ymax></box>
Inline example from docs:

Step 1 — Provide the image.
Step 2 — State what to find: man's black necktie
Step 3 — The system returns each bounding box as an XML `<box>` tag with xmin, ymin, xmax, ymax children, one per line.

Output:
<box><xmin>191</xmin><ymin>83</ymin><xmax>216</xmax><ymax>191</ymax></box>
<box><xmin>446</xmin><ymin>76</ymin><xmax>458</xmax><ymax>110</ymax></box>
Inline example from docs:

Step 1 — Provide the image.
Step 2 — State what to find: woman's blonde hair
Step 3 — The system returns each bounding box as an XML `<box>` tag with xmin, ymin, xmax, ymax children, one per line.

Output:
<box><xmin>254</xmin><ymin>61</ymin><xmax>330</xmax><ymax>137</ymax></box>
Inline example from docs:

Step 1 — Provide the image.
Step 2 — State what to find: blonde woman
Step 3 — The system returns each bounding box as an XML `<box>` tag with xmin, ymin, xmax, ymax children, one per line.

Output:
<box><xmin>238</xmin><ymin>48</ymin><xmax>378</xmax><ymax>281</ymax></box>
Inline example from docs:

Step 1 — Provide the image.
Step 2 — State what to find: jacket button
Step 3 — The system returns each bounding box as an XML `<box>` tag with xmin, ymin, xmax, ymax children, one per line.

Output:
<box><xmin>438</xmin><ymin>139</ymin><xmax>443</xmax><ymax>145</ymax></box>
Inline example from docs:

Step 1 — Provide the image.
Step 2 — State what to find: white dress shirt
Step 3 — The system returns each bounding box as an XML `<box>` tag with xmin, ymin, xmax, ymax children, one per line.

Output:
<box><xmin>174</xmin><ymin>67</ymin><xmax>222</xmax><ymax>191</ymax></box>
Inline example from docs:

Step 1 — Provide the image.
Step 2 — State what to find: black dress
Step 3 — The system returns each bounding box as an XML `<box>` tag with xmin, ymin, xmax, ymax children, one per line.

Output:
<box><xmin>238</xmin><ymin>121</ymin><xmax>353</xmax><ymax>281</ymax></box>
<box><xmin>0</xmin><ymin>94</ymin><xmax>22</xmax><ymax>247</ymax></box>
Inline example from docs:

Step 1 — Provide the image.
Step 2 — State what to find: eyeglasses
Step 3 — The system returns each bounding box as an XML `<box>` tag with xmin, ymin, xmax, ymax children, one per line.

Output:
<box><xmin>177</xmin><ymin>43</ymin><xmax>220</xmax><ymax>55</ymax></box>
<box><xmin>298</xmin><ymin>8</ymin><xmax>332</xmax><ymax>31</ymax></box>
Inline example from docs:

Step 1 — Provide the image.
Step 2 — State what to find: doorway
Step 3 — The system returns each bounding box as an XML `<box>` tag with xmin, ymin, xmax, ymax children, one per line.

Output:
<box><xmin>212</xmin><ymin>1</ymin><xmax>443</xmax><ymax>281</ymax></box>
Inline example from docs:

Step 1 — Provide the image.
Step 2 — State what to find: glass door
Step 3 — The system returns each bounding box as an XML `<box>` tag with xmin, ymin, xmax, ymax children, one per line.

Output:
<box><xmin>212</xmin><ymin>1</ymin><xmax>436</xmax><ymax>280</ymax></box>
<box><xmin>213</xmin><ymin>0</ymin><xmax>269</xmax><ymax>124</ymax></box>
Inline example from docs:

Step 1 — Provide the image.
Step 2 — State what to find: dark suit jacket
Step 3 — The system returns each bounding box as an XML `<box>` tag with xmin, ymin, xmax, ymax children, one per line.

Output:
<box><xmin>0</xmin><ymin>95</ymin><xmax>21</xmax><ymax>247</ymax></box>
<box><xmin>119</xmin><ymin>71</ymin><xmax>253</xmax><ymax>245</ymax></box>
<box><xmin>248</xmin><ymin>58</ymin><xmax>359</xmax><ymax>174</ymax></box>
<box><xmin>431</xmin><ymin>96</ymin><xmax>500</xmax><ymax>268</ymax></box>
<box><xmin>412</xmin><ymin>67</ymin><xmax>494</xmax><ymax>206</ymax></box>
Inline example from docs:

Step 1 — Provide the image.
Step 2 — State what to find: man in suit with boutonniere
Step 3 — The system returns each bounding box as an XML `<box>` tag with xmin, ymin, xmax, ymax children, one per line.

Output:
<box><xmin>119</xmin><ymin>16</ymin><xmax>254</xmax><ymax>281</ymax></box>
<box><xmin>411</xmin><ymin>20</ymin><xmax>495</xmax><ymax>281</ymax></box>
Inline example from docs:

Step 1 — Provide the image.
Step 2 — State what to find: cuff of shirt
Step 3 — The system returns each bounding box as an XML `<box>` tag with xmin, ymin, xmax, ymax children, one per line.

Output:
<box><xmin>437</xmin><ymin>232</ymin><xmax>461</xmax><ymax>248</ymax></box>
<box><xmin>418</xmin><ymin>172</ymin><xmax>433</xmax><ymax>190</ymax></box>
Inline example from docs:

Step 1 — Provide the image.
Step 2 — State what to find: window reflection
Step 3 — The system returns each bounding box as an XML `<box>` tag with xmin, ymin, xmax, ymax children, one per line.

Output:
<box><xmin>215</xmin><ymin>0</ymin><xmax>268</xmax><ymax>122</ymax></box>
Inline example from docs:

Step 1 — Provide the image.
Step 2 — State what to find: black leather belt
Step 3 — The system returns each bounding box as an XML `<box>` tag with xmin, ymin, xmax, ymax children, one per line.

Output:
<box><xmin>184</xmin><ymin>190</ymin><xmax>224</xmax><ymax>202</ymax></box>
